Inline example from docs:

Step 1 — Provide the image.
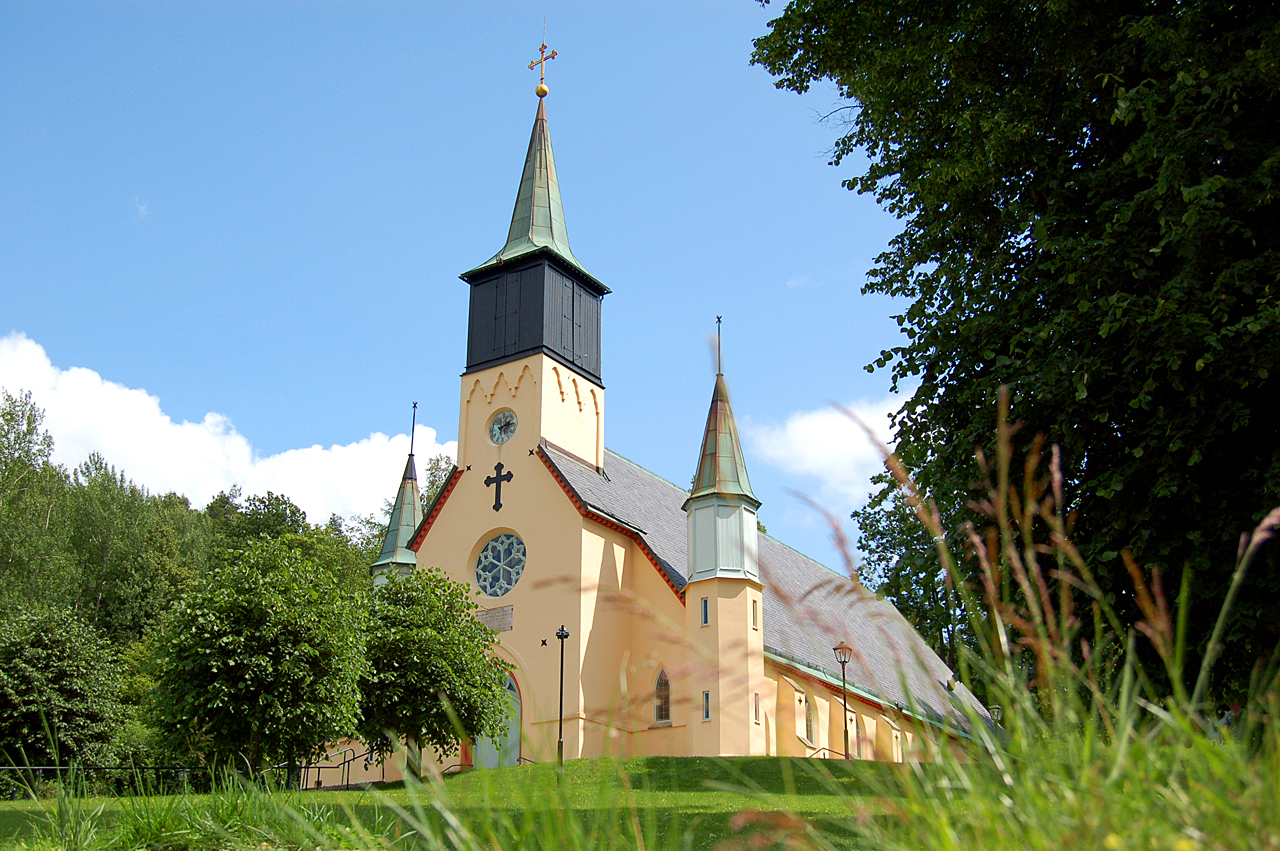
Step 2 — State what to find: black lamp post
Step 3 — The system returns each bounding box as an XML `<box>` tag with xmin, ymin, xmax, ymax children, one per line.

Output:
<box><xmin>556</xmin><ymin>624</ymin><xmax>570</xmax><ymax>777</ymax></box>
<box><xmin>834</xmin><ymin>641</ymin><xmax>854</xmax><ymax>760</ymax></box>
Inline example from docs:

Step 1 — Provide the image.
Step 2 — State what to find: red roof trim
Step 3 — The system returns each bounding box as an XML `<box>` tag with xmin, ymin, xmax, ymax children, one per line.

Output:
<box><xmin>537</xmin><ymin>446</ymin><xmax>686</xmax><ymax>604</ymax></box>
<box><xmin>411</xmin><ymin>467</ymin><xmax>465</xmax><ymax>552</ymax></box>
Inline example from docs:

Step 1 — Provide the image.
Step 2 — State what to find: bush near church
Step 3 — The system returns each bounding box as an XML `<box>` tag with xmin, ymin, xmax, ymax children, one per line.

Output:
<box><xmin>359</xmin><ymin>567</ymin><xmax>512</xmax><ymax>764</ymax></box>
<box><xmin>152</xmin><ymin>536</ymin><xmax>364</xmax><ymax>772</ymax></box>
<box><xmin>0</xmin><ymin>608</ymin><xmax>124</xmax><ymax>768</ymax></box>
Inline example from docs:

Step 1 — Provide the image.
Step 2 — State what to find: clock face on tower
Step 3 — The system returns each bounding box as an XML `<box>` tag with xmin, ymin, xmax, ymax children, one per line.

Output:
<box><xmin>489</xmin><ymin>409</ymin><xmax>518</xmax><ymax>445</ymax></box>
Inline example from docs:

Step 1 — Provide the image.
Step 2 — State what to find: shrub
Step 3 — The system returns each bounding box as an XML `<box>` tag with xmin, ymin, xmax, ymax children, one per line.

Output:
<box><xmin>0</xmin><ymin>608</ymin><xmax>123</xmax><ymax>767</ymax></box>
<box><xmin>153</xmin><ymin>537</ymin><xmax>364</xmax><ymax>772</ymax></box>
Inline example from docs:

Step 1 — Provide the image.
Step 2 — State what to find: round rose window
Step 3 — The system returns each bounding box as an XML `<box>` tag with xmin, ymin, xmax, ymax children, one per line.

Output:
<box><xmin>475</xmin><ymin>533</ymin><xmax>526</xmax><ymax>597</ymax></box>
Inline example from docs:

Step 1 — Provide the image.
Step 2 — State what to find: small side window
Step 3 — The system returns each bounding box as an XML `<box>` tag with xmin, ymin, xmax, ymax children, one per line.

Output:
<box><xmin>751</xmin><ymin>599</ymin><xmax>759</xmax><ymax>630</ymax></box>
<box><xmin>655</xmin><ymin>670</ymin><xmax>671</xmax><ymax>722</ymax></box>
<box><xmin>700</xmin><ymin>597</ymin><xmax>709</xmax><ymax>627</ymax></box>
<box><xmin>754</xmin><ymin>693</ymin><xmax>761</xmax><ymax>723</ymax></box>
<box><xmin>702</xmin><ymin>691</ymin><xmax>711</xmax><ymax>721</ymax></box>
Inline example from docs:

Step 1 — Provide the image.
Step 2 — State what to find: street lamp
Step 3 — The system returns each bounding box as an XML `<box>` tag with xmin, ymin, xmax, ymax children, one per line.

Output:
<box><xmin>834</xmin><ymin>641</ymin><xmax>854</xmax><ymax>760</ymax></box>
<box><xmin>556</xmin><ymin>624</ymin><xmax>570</xmax><ymax>777</ymax></box>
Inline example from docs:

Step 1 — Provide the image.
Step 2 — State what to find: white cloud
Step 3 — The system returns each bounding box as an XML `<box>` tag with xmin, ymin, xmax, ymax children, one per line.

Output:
<box><xmin>746</xmin><ymin>394</ymin><xmax>903</xmax><ymax>509</ymax></box>
<box><xmin>135</xmin><ymin>198</ymin><xmax>149</xmax><ymax>219</ymax></box>
<box><xmin>0</xmin><ymin>332</ymin><xmax>455</xmax><ymax>522</ymax></box>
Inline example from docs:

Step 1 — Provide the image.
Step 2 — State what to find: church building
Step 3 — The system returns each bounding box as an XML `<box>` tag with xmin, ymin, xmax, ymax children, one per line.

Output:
<box><xmin>362</xmin><ymin>77</ymin><xmax>987</xmax><ymax>775</ymax></box>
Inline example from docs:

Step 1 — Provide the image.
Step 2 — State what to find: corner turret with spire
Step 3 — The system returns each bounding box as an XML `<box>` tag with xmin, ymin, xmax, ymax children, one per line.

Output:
<box><xmin>683</xmin><ymin>322</ymin><xmax>766</xmax><ymax>757</ymax></box>
<box><xmin>371</xmin><ymin>404</ymin><xmax>426</xmax><ymax>585</ymax></box>
<box><xmin>683</xmin><ymin>322</ymin><xmax>761</xmax><ymax>584</ymax></box>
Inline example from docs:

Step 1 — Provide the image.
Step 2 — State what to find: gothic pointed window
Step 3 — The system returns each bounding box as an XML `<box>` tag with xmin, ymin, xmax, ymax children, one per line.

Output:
<box><xmin>655</xmin><ymin>670</ymin><xmax>670</xmax><ymax>722</ymax></box>
<box><xmin>805</xmin><ymin>699</ymin><xmax>815</xmax><ymax>744</ymax></box>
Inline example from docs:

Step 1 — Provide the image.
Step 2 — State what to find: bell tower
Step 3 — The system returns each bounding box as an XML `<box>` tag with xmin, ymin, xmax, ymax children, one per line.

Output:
<box><xmin>456</xmin><ymin>66</ymin><xmax>608</xmax><ymax>472</ymax></box>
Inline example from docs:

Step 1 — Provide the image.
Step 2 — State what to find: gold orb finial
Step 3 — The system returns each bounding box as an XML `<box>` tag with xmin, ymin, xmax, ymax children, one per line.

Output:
<box><xmin>529</xmin><ymin>42</ymin><xmax>556</xmax><ymax>98</ymax></box>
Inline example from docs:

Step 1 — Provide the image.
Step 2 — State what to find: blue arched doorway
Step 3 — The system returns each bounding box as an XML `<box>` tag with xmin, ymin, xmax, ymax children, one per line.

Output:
<box><xmin>475</xmin><ymin>673</ymin><xmax>520</xmax><ymax>768</ymax></box>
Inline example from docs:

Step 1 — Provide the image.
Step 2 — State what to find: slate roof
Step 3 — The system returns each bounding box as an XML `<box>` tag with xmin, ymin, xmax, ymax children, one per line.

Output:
<box><xmin>542</xmin><ymin>443</ymin><xmax>989</xmax><ymax>731</ymax></box>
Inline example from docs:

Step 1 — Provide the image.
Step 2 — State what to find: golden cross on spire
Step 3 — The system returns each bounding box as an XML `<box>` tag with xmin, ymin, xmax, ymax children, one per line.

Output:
<box><xmin>529</xmin><ymin>42</ymin><xmax>557</xmax><ymax>97</ymax></box>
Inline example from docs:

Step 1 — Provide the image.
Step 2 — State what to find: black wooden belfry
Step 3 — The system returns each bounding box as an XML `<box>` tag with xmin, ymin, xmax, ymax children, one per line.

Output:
<box><xmin>461</xmin><ymin>254</ymin><xmax>606</xmax><ymax>382</ymax></box>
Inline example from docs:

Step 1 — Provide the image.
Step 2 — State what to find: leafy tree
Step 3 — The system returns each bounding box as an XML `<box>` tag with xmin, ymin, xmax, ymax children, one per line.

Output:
<box><xmin>113</xmin><ymin>637</ymin><xmax>167</xmax><ymax>766</ymax></box>
<box><xmin>359</xmin><ymin>567</ymin><xmax>511</xmax><ymax>765</ymax></box>
<box><xmin>417</xmin><ymin>453</ymin><xmax>455</xmax><ymax>513</ymax></box>
<box><xmin>68</xmin><ymin>455</ymin><xmax>200</xmax><ymax>643</ymax></box>
<box><xmin>0</xmin><ymin>390</ymin><xmax>53</xmax><ymax>495</ymax></box>
<box><xmin>0</xmin><ymin>608</ymin><xmax>124</xmax><ymax>767</ymax></box>
<box><xmin>284</xmin><ymin>526</ymin><xmax>373</xmax><ymax>598</ymax></box>
<box><xmin>339</xmin><ymin>512</ymin><xmax>388</xmax><ymax>564</ymax></box>
<box><xmin>206</xmin><ymin>488</ymin><xmax>308</xmax><ymax>546</ymax></box>
<box><xmin>852</xmin><ymin>470</ymin><xmax>970</xmax><ymax>674</ymax></box>
<box><xmin>0</xmin><ymin>391</ymin><xmax>76</xmax><ymax>611</ymax></box>
<box><xmin>153</xmin><ymin>537</ymin><xmax>364</xmax><ymax>772</ymax></box>
<box><xmin>753</xmin><ymin>0</ymin><xmax>1280</xmax><ymax>698</ymax></box>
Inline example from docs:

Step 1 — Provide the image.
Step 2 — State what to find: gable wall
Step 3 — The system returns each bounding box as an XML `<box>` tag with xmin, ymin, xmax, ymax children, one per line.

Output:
<box><xmin>417</xmin><ymin>407</ymin><xmax>590</xmax><ymax>765</ymax></box>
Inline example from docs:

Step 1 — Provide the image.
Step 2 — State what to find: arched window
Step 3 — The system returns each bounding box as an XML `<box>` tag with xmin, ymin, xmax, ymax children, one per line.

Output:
<box><xmin>655</xmin><ymin>670</ymin><xmax>671</xmax><ymax>722</ymax></box>
<box><xmin>805</xmin><ymin>699</ymin><xmax>815</xmax><ymax>744</ymax></box>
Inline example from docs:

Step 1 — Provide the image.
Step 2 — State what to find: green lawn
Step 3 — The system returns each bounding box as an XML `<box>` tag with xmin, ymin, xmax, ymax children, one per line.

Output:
<box><xmin>0</xmin><ymin>756</ymin><xmax>899</xmax><ymax>850</ymax></box>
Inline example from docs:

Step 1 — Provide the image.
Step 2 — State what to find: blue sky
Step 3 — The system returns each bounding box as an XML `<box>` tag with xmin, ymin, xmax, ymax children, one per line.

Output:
<box><xmin>1</xmin><ymin>2</ymin><xmax>911</xmax><ymax>572</ymax></box>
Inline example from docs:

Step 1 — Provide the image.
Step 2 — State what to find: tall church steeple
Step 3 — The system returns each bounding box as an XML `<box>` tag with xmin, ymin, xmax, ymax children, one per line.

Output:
<box><xmin>459</xmin><ymin>83</ymin><xmax>609</xmax><ymax>383</ymax></box>
<box><xmin>470</xmin><ymin>95</ymin><xmax>587</xmax><ymax>278</ymax></box>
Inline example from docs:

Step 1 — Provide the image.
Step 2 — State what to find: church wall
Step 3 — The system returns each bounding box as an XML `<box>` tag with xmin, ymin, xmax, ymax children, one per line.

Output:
<box><xmin>616</xmin><ymin>536</ymin><xmax>689</xmax><ymax>757</ymax></box>
<box><xmin>684</xmin><ymin>577</ymin><xmax>766</xmax><ymax>757</ymax></box>
<box><xmin>458</xmin><ymin>355</ymin><xmax>602</xmax><ymax>473</ymax></box>
<box><xmin>420</xmin><ymin>358</ymin><xmax>605</xmax><ymax>766</ymax></box>
<box><xmin>541</xmin><ymin>362</ymin><xmax>604</xmax><ymax>469</ymax></box>
<box><xmin>576</xmin><ymin>524</ymin><xmax>633</xmax><ymax>759</ymax></box>
<box><xmin>814</xmin><ymin>691</ymin><xmax>831</xmax><ymax>755</ymax></box>
<box><xmin>762</xmin><ymin>658</ymin><xmax>958</xmax><ymax>765</ymax></box>
<box><xmin>771</xmin><ymin>674</ymin><xmax>802</xmax><ymax>757</ymax></box>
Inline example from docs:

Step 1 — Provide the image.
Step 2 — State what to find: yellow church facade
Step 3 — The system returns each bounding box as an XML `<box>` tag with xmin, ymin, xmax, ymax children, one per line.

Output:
<box><xmin>340</xmin><ymin>84</ymin><xmax>987</xmax><ymax>782</ymax></box>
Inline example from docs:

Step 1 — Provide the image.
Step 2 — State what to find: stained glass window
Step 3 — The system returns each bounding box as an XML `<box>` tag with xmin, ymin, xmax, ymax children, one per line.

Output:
<box><xmin>475</xmin><ymin>533</ymin><xmax>526</xmax><ymax>597</ymax></box>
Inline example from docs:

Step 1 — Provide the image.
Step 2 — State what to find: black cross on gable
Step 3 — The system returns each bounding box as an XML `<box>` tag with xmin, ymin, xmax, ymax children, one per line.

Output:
<box><xmin>485</xmin><ymin>462</ymin><xmax>513</xmax><ymax>511</ymax></box>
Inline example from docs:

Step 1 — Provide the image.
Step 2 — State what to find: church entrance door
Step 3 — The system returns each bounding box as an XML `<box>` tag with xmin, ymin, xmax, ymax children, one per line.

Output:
<box><xmin>475</xmin><ymin>674</ymin><xmax>520</xmax><ymax>768</ymax></box>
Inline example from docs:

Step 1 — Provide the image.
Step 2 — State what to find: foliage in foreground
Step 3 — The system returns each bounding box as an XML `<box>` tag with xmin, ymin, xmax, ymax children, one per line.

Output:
<box><xmin>6</xmin><ymin>404</ymin><xmax>1279</xmax><ymax>851</ymax></box>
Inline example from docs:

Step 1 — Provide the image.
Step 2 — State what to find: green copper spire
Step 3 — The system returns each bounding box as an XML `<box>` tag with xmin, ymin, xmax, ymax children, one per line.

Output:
<box><xmin>687</xmin><ymin>373</ymin><xmax>760</xmax><ymax>507</ymax></box>
<box><xmin>371</xmin><ymin>452</ymin><xmax>424</xmax><ymax>579</ymax></box>
<box><xmin>465</xmin><ymin>95</ymin><xmax>589</xmax><ymax>278</ymax></box>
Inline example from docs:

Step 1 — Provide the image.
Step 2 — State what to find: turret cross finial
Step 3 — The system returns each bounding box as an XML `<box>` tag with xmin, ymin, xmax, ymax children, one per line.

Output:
<box><xmin>529</xmin><ymin>42</ymin><xmax>557</xmax><ymax>96</ymax></box>
<box><xmin>716</xmin><ymin>316</ymin><xmax>723</xmax><ymax>375</ymax></box>
<box><xmin>410</xmin><ymin>402</ymin><xmax>418</xmax><ymax>455</ymax></box>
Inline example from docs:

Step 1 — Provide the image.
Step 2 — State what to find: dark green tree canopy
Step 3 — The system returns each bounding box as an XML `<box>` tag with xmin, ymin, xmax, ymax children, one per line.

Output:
<box><xmin>359</xmin><ymin>567</ymin><xmax>511</xmax><ymax>764</ymax></box>
<box><xmin>206</xmin><ymin>487</ymin><xmax>308</xmax><ymax>546</ymax></box>
<box><xmin>754</xmin><ymin>0</ymin><xmax>1280</xmax><ymax>697</ymax></box>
